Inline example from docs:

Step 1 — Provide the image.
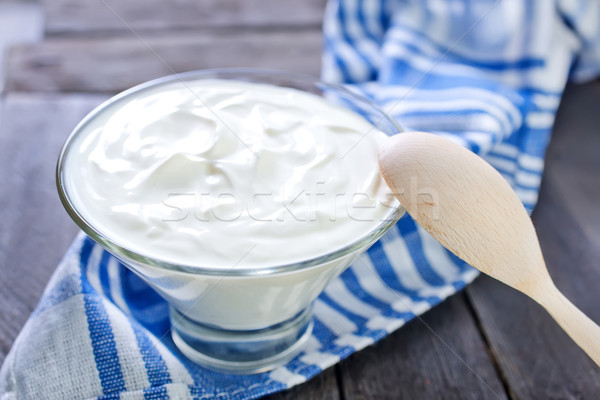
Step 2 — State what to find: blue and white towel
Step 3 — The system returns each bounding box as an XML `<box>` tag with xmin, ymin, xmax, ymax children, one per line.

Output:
<box><xmin>1</xmin><ymin>1</ymin><xmax>599</xmax><ymax>399</ymax></box>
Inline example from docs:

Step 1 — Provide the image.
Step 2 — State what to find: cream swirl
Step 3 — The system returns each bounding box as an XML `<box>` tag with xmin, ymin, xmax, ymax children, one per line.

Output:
<box><xmin>64</xmin><ymin>80</ymin><xmax>397</xmax><ymax>268</ymax></box>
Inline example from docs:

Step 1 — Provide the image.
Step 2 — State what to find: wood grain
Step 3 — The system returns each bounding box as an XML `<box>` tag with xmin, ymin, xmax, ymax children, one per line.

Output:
<box><xmin>267</xmin><ymin>368</ymin><xmax>340</xmax><ymax>400</ymax></box>
<box><xmin>466</xmin><ymin>82</ymin><xmax>600</xmax><ymax>399</ymax></box>
<box><xmin>5</xmin><ymin>29</ymin><xmax>322</xmax><ymax>93</ymax></box>
<box><xmin>0</xmin><ymin>94</ymin><xmax>108</xmax><ymax>365</ymax></box>
<box><xmin>338</xmin><ymin>293</ymin><xmax>509</xmax><ymax>400</ymax></box>
<box><xmin>43</xmin><ymin>0</ymin><xmax>326</xmax><ymax>36</ymax></box>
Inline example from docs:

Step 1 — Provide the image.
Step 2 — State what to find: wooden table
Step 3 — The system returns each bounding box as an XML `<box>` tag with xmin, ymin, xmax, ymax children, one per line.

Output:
<box><xmin>1</xmin><ymin>1</ymin><xmax>599</xmax><ymax>398</ymax></box>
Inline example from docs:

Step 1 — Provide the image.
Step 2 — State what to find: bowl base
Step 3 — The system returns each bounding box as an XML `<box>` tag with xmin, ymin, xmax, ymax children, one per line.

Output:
<box><xmin>170</xmin><ymin>306</ymin><xmax>313</xmax><ymax>374</ymax></box>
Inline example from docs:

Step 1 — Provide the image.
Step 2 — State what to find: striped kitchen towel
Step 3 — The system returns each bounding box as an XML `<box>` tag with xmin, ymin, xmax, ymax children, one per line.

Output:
<box><xmin>1</xmin><ymin>0</ymin><xmax>599</xmax><ymax>399</ymax></box>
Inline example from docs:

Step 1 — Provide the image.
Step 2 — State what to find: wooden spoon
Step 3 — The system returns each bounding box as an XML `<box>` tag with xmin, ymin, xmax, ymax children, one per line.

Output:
<box><xmin>378</xmin><ymin>131</ymin><xmax>600</xmax><ymax>366</ymax></box>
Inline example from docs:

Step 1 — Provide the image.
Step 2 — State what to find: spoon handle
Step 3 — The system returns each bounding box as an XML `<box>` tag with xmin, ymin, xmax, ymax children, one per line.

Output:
<box><xmin>536</xmin><ymin>283</ymin><xmax>600</xmax><ymax>366</ymax></box>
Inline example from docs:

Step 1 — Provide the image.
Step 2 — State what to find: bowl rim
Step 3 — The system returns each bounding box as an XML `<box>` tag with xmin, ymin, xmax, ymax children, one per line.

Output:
<box><xmin>56</xmin><ymin>68</ymin><xmax>404</xmax><ymax>277</ymax></box>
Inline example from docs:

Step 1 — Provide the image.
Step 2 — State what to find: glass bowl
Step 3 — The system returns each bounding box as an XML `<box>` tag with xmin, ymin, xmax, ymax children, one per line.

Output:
<box><xmin>56</xmin><ymin>68</ymin><xmax>404</xmax><ymax>374</ymax></box>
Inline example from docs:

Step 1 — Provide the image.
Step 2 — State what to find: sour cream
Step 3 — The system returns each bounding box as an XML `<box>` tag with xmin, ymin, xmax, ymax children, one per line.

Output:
<box><xmin>62</xmin><ymin>79</ymin><xmax>396</xmax><ymax>268</ymax></box>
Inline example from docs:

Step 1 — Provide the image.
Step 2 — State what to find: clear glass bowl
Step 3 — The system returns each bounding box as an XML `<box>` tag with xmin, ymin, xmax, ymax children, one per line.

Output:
<box><xmin>56</xmin><ymin>69</ymin><xmax>404</xmax><ymax>374</ymax></box>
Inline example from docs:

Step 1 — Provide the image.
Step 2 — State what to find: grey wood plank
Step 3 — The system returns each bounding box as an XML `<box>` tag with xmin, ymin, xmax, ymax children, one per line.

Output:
<box><xmin>544</xmin><ymin>82</ymin><xmax>600</xmax><ymax>250</ymax></box>
<box><xmin>5</xmin><ymin>30</ymin><xmax>322</xmax><ymax>93</ymax></box>
<box><xmin>466</xmin><ymin>82</ymin><xmax>600</xmax><ymax>400</ymax></box>
<box><xmin>0</xmin><ymin>93</ymin><xmax>108</xmax><ymax>365</ymax></box>
<box><xmin>338</xmin><ymin>293</ymin><xmax>509</xmax><ymax>400</ymax></box>
<box><xmin>0</xmin><ymin>2</ymin><xmax>43</xmax><ymax>93</ymax></box>
<box><xmin>267</xmin><ymin>368</ymin><xmax>340</xmax><ymax>400</ymax></box>
<box><xmin>43</xmin><ymin>0</ymin><xmax>326</xmax><ymax>36</ymax></box>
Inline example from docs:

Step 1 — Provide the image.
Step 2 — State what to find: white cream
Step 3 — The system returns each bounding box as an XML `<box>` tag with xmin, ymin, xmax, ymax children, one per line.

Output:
<box><xmin>64</xmin><ymin>79</ymin><xmax>396</xmax><ymax>269</ymax></box>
